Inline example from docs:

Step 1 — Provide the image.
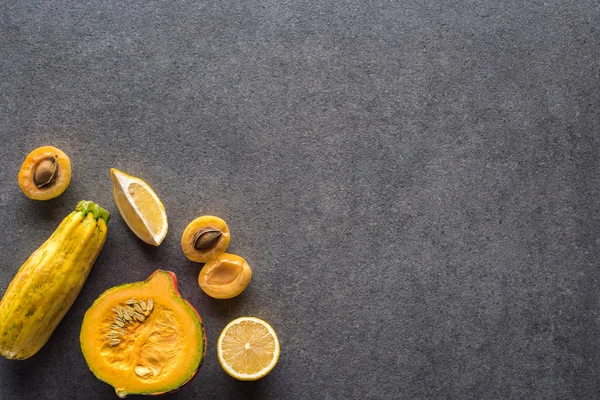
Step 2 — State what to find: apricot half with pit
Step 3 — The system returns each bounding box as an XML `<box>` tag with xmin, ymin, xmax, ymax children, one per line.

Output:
<box><xmin>181</xmin><ymin>216</ymin><xmax>230</xmax><ymax>263</ymax></box>
<box><xmin>18</xmin><ymin>145</ymin><xmax>71</xmax><ymax>200</ymax></box>
<box><xmin>198</xmin><ymin>253</ymin><xmax>252</xmax><ymax>299</ymax></box>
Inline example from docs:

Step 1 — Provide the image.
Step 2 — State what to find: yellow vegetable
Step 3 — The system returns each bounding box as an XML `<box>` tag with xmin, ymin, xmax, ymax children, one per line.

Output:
<box><xmin>80</xmin><ymin>270</ymin><xmax>206</xmax><ymax>398</ymax></box>
<box><xmin>0</xmin><ymin>200</ymin><xmax>110</xmax><ymax>359</ymax></box>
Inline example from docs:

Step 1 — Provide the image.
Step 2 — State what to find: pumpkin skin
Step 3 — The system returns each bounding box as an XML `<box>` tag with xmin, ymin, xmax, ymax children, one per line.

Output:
<box><xmin>0</xmin><ymin>200</ymin><xmax>110</xmax><ymax>359</ymax></box>
<box><xmin>80</xmin><ymin>270</ymin><xmax>206</xmax><ymax>398</ymax></box>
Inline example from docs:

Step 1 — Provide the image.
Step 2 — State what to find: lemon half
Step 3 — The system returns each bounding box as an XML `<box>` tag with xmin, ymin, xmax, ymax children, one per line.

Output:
<box><xmin>217</xmin><ymin>317</ymin><xmax>280</xmax><ymax>381</ymax></box>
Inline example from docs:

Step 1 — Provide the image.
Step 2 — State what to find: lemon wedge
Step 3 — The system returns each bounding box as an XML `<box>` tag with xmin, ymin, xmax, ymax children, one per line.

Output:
<box><xmin>110</xmin><ymin>168</ymin><xmax>168</xmax><ymax>246</ymax></box>
<box><xmin>217</xmin><ymin>317</ymin><xmax>280</xmax><ymax>381</ymax></box>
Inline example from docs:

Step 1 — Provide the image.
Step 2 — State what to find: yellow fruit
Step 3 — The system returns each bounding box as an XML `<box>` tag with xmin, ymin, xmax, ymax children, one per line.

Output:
<box><xmin>217</xmin><ymin>317</ymin><xmax>280</xmax><ymax>381</ymax></box>
<box><xmin>18</xmin><ymin>145</ymin><xmax>71</xmax><ymax>200</ymax></box>
<box><xmin>198</xmin><ymin>253</ymin><xmax>252</xmax><ymax>299</ymax></box>
<box><xmin>181</xmin><ymin>216</ymin><xmax>230</xmax><ymax>263</ymax></box>
<box><xmin>110</xmin><ymin>168</ymin><xmax>168</xmax><ymax>246</ymax></box>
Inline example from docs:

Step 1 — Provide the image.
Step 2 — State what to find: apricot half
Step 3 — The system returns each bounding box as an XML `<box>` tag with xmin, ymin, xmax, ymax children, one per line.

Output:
<box><xmin>18</xmin><ymin>146</ymin><xmax>71</xmax><ymax>200</ymax></box>
<box><xmin>181</xmin><ymin>216</ymin><xmax>230</xmax><ymax>263</ymax></box>
<box><xmin>198</xmin><ymin>253</ymin><xmax>252</xmax><ymax>299</ymax></box>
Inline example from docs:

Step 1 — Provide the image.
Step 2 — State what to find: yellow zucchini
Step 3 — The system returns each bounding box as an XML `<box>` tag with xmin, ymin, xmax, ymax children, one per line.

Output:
<box><xmin>0</xmin><ymin>200</ymin><xmax>110</xmax><ymax>359</ymax></box>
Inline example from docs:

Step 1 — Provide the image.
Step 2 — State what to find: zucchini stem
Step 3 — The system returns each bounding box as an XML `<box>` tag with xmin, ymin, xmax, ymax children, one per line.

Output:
<box><xmin>76</xmin><ymin>200</ymin><xmax>111</xmax><ymax>223</ymax></box>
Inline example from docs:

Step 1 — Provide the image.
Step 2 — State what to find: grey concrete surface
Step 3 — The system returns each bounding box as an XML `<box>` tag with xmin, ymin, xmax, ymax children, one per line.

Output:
<box><xmin>1</xmin><ymin>0</ymin><xmax>599</xmax><ymax>399</ymax></box>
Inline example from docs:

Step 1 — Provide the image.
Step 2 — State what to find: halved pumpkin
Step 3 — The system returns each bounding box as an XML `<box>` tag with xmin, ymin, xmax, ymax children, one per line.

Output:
<box><xmin>80</xmin><ymin>270</ymin><xmax>206</xmax><ymax>398</ymax></box>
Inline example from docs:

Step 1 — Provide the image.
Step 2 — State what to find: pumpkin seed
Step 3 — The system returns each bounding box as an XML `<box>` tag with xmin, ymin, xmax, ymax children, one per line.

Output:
<box><xmin>147</xmin><ymin>299</ymin><xmax>153</xmax><ymax>312</ymax></box>
<box><xmin>126</xmin><ymin>306</ymin><xmax>135</xmax><ymax>314</ymax></box>
<box><xmin>107</xmin><ymin>333</ymin><xmax>119</xmax><ymax>339</ymax></box>
<box><xmin>122</xmin><ymin>312</ymin><xmax>132</xmax><ymax>321</ymax></box>
<box><xmin>135</xmin><ymin>365</ymin><xmax>151</xmax><ymax>377</ymax></box>
<box><xmin>109</xmin><ymin>339</ymin><xmax>121</xmax><ymax>346</ymax></box>
<box><xmin>114</xmin><ymin>319</ymin><xmax>125</xmax><ymax>327</ymax></box>
<box><xmin>109</xmin><ymin>330</ymin><xmax>120</xmax><ymax>335</ymax></box>
<box><xmin>108</xmin><ymin>325</ymin><xmax>126</xmax><ymax>334</ymax></box>
<box><xmin>139</xmin><ymin>300</ymin><xmax>147</xmax><ymax>311</ymax></box>
<box><xmin>126</xmin><ymin>299</ymin><xmax>137</xmax><ymax>305</ymax></box>
<box><xmin>134</xmin><ymin>304</ymin><xmax>143</xmax><ymax>314</ymax></box>
<box><xmin>115</xmin><ymin>307</ymin><xmax>124</xmax><ymax>318</ymax></box>
<box><xmin>133</xmin><ymin>312</ymin><xmax>145</xmax><ymax>321</ymax></box>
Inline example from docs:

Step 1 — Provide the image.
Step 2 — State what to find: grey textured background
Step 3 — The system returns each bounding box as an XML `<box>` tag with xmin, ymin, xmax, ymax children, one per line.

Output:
<box><xmin>1</xmin><ymin>0</ymin><xmax>599</xmax><ymax>399</ymax></box>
